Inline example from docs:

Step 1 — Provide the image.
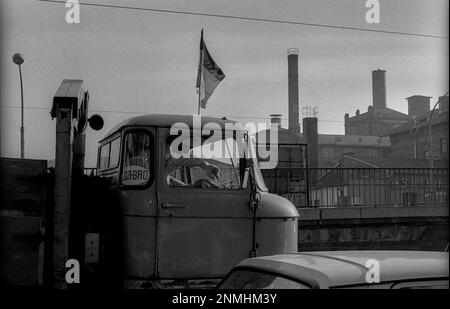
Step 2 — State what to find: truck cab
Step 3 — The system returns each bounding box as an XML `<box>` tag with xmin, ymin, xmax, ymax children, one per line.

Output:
<box><xmin>96</xmin><ymin>114</ymin><xmax>298</xmax><ymax>285</ymax></box>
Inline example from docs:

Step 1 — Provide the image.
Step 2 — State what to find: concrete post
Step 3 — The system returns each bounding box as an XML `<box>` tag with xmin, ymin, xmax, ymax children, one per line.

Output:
<box><xmin>53</xmin><ymin>107</ymin><xmax>73</xmax><ymax>289</ymax></box>
<box><xmin>51</xmin><ymin>79</ymin><xmax>84</xmax><ymax>288</ymax></box>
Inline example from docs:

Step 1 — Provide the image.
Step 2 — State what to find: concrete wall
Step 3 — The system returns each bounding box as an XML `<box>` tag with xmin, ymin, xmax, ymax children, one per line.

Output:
<box><xmin>297</xmin><ymin>206</ymin><xmax>449</xmax><ymax>251</ymax></box>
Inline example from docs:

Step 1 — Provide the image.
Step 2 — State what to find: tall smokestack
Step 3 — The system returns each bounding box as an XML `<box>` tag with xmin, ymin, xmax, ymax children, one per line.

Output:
<box><xmin>288</xmin><ymin>48</ymin><xmax>300</xmax><ymax>133</ymax></box>
<box><xmin>406</xmin><ymin>95</ymin><xmax>431</xmax><ymax>118</ymax></box>
<box><xmin>372</xmin><ymin>69</ymin><xmax>387</xmax><ymax>109</ymax></box>
<box><xmin>303</xmin><ymin>117</ymin><xmax>318</xmax><ymax>168</ymax></box>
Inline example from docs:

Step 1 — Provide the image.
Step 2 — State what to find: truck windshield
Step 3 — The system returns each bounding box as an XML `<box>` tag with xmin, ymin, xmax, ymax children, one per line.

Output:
<box><xmin>165</xmin><ymin>131</ymin><xmax>268</xmax><ymax>191</ymax></box>
<box><xmin>166</xmin><ymin>135</ymin><xmax>243</xmax><ymax>189</ymax></box>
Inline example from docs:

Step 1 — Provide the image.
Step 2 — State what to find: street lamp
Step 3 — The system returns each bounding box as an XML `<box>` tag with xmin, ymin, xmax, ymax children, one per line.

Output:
<box><xmin>12</xmin><ymin>53</ymin><xmax>25</xmax><ymax>159</ymax></box>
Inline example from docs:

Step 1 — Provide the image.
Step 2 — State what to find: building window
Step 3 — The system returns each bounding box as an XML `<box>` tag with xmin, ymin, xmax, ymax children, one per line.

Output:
<box><xmin>321</xmin><ymin>146</ymin><xmax>335</xmax><ymax>159</ymax></box>
<box><xmin>343</xmin><ymin>148</ymin><xmax>355</xmax><ymax>155</ymax></box>
<box><xmin>440</xmin><ymin>138</ymin><xmax>448</xmax><ymax>154</ymax></box>
<box><xmin>361</xmin><ymin>149</ymin><xmax>378</xmax><ymax>157</ymax></box>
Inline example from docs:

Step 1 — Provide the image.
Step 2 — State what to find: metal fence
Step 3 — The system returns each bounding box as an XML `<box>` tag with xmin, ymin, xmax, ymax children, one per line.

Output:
<box><xmin>82</xmin><ymin>166</ymin><xmax>448</xmax><ymax>208</ymax></box>
<box><xmin>262</xmin><ymin>168</ymin><xmax>449</xmax><ymax>208</ymax></box>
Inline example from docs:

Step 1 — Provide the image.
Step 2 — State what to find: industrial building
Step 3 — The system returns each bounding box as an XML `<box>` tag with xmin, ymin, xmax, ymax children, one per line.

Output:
<box><xmin>257</xmin><ymin>51</ymin><xmax>392</xmax><ymax>170</ymax></box>
<box><xmin>344</xmin><ymin>70</ymin><xmax>411</xmax><ymax>136</ymax></box>
<box><xmin>384</xmin><ymin>95</ymin><xmax>449</xmax><ymax>161</ymax></box>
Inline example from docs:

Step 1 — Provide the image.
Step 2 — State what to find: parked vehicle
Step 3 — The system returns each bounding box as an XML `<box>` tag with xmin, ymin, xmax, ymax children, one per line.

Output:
<box><xmin>94</xmin><ymin>114</ymin><xmax>299</xmax><ymax>286</ymax></box>
<box><xmin>217</xmin><ymin>251</ymin><xmax>449</xmax><ymax>289</ymax></box>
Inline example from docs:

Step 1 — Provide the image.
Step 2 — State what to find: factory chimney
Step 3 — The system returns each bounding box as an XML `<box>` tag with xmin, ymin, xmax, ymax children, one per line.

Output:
<box><xmin>288</xmin><ymin>48</ymin><xmax>300</xmax><ymax>133</ymax></box>
<box><xmin>303</xmin><ymin>117</ymin><xmax>318</xmax><ymax>168</ymax></box>
<box><xmin>406</xmin><ymin>95</ymin><xmax>431</xmax><ymax>118</ymax></box>
<box><xmin>372</xmin><ymin>69</ymin><xmax>387</xmax><ymax>109</ymax></box>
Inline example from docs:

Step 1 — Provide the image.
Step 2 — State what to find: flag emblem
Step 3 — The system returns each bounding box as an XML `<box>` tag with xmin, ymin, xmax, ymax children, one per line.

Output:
<box><xmin>196</xmin><ymin>30</ymin><xmax>225</xmax><ymax>110</ymax></box>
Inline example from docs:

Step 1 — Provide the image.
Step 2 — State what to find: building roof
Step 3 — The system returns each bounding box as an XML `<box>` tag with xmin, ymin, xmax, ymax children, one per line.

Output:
<box><xmin>347</xmin><ymin>107</ymin><xmax>411</xmax><ymax>122</ymax></box>
<box><xmin>256</xmin><ymin>128</ymin><xmax>390</xmax><ymax>147</ymax></box>
<box><xmin>406</xmin><ymin>95</ymin><xmax>432</xmax><ymax>100</ymax></box>
<box><xmin>383</xmin><ymin>109</ymin><xmax>449</xmax><ymax>136</ymax></box>
<box><xmin>237</xmin><ymin>251</ymin><xmax>449</xmax><ymax>288</ymax></box>
<box><xmin>317</xmin><ymin>134</ymin><xmax>390</xmax><ymax>147</ymax></box>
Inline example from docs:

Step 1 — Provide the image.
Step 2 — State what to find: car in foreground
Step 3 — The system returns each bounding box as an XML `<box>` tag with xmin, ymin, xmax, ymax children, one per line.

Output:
<box><xmin>217</xmin><ymin>251</ymin><xmax>449</xmax><ymax>289</ymax></box>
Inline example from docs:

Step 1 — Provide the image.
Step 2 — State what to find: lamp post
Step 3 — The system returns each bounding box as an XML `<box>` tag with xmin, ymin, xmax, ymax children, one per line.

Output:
<box><xmin>12</xmin><ymin>53</ymin><xmax>25</xmax><ymax>159</ymax></box>
<box><xmin>427</xmin><ymin>94</ymin><xmax>448</xmax><ymax>204</ymax></box>
<box><xmin>428</xmin><ymin>93</ymin><xmax>449</xmax><ymax>169</ymax></box>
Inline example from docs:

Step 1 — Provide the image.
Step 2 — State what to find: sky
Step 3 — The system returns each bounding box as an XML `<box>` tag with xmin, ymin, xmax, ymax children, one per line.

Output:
<box><xmin>0</xmin><ymin>0</ymin><xmax>448</xmax><ymax>167</ymax></box>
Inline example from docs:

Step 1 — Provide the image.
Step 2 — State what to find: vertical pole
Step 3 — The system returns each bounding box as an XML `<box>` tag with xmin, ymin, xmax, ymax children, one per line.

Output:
<box><xmin>305</xmin><ymin>144</ymin><xmax>310</xmax><ymax>207</ymax></box>
<box><xmin>19</xmin><ymin>65</ymin><xmax>25</xmax><ymax>159</ymax></box>
<box><xmin>428</xmin><ymin>94</ymin><xmax>448</xmax><ymax>169</ymax></box>
<box><xmin>197</xmin><ymin>89</ymin><xmax>201</xmax><ymax>116</ymax></box>
<box><xmin>197</xmin><ymin>47</ymin><xmax>204</xmax><ymax>116</ymax></box>
<box><xmin>53</xmin><ymin>107</ymin><xmax>73</xmax><ymax>289</ymax></box>
<box><xmin>428</xmin><ymin>118</ymin><xmax>434</xmax><ymax>169</ymax></box>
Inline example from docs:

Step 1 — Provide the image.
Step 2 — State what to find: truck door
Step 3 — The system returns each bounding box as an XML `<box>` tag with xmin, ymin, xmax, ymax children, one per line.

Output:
<box><xmin>156</xmin><ymin>127</ymin><xmax>253</xmax><ymax>279</ymax></box>
<box><xmin>117</xmin><ymin>127</ymin><xmax>157</xmax><ymax>279</ymax></box>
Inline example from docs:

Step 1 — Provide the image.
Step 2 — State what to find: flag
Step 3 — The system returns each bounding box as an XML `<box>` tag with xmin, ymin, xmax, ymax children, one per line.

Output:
<box><xmin>196</xmin><ymin>30</ymin><xmax>225</xmax><ymax>109</ymax></box>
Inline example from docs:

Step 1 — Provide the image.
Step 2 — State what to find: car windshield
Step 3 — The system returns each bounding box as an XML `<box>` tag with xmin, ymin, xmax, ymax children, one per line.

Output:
<box><xmin>218</xmin><ymin>269</ymin><xmax>310</xmax><ymax>289</ymax></box>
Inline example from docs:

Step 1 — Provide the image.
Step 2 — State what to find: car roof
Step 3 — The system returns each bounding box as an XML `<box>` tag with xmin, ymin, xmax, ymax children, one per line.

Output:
<box><xmin>236</xmin><ymin>251</ymin><xmax>449</xmax><ymax>288</ymax></box>
<box><xmin>103</xmin><ymin>113</ymin><xmax>242</xmax><ymax>140</ymax></box>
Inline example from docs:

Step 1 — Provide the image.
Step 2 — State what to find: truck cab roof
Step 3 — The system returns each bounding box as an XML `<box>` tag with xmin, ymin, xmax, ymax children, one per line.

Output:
<box><xmin>103</xmin><ymin>113</ymin><xmax>241</xmax><ymax>141</ymax></box>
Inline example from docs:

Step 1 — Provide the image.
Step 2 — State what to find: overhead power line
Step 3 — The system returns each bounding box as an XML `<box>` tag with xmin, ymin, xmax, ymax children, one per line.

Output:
<box><xmin>0</xmin><ymin>105</ymin><xmax>346</xmax><ymax>123</ymax></box>
<box><xmin>36</xmin><ymin>0</ymin><xmax>448</xmax><ymax>39</ymax></box>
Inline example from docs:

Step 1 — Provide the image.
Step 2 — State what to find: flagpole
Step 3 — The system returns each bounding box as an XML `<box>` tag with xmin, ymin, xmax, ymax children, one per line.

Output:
<box><xmin>197</xmin><ymin>29</ymin><xmax>204</xmax><ymax>116</ymax></box>
<box><xmin>197</xmin><ymin>44</ymin><xmax>204</xmax><ymax>116</ymax></box>
<box><xmin>197</xmin><ymin>86</ymin><xmax>201</xmax><ymax>115</ymax></box>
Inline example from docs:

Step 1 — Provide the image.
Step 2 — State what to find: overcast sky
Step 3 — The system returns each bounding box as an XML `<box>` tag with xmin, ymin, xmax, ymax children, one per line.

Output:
<box><xmin>1</xmin><ymin>0</ymin><xmax>448</xmax><ymax>166</ymax></box>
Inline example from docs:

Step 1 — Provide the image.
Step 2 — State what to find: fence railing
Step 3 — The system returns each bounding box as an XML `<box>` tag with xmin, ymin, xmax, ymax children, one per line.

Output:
<box><xmin>82</xmin><ymin>167</ymin><xmax>448</xmax><ymax>208</ymax></box>
<box><xmin>262</xmin><ymin>167</ymin><xmax>449</xmax><ymax>208</ymax></box>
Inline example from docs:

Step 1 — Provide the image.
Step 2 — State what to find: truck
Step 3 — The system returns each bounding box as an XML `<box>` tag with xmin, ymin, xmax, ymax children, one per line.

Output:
<box><xmin>90</xmin><ymin>114</ymin><xmax>299</xmax><ymax>288</ymax></box>
<box><xmin>47</xmin><ymin>79</ymin><xmax>299</xmax><ymax>288</ymax></box>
